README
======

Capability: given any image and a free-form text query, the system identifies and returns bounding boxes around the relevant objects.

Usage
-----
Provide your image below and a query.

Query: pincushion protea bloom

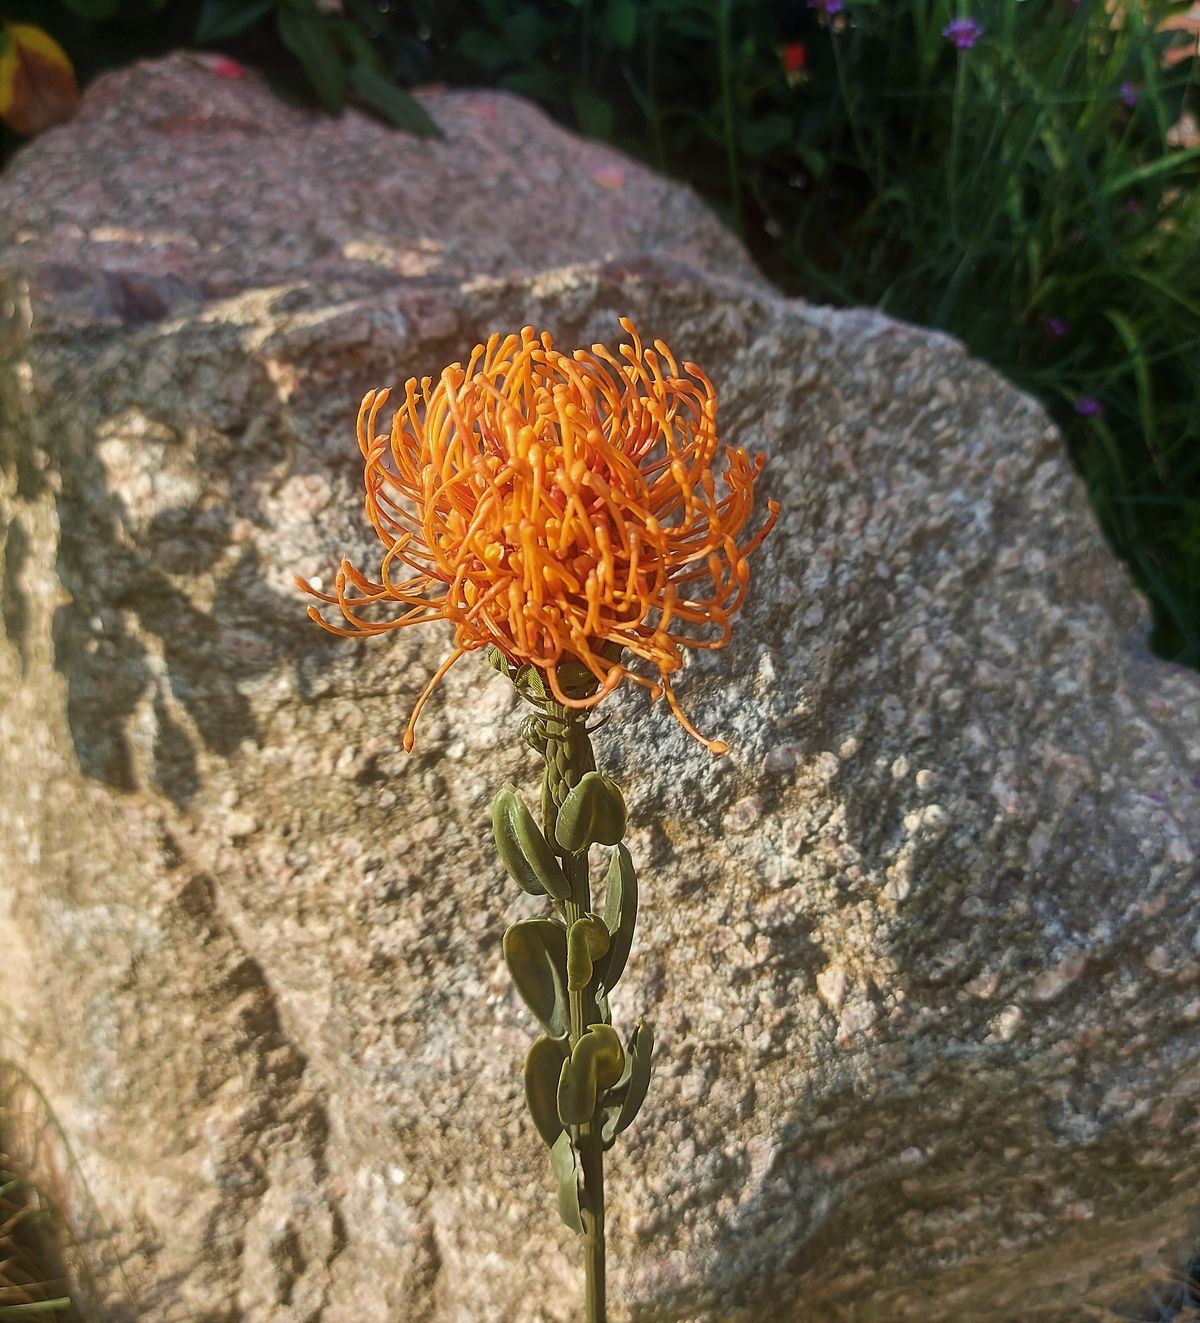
[300,319,778,753]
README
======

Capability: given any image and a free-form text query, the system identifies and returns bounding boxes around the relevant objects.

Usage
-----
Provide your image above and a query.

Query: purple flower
[943,17,983,49]
[1120,82,1138,109]
[1122,196,1143,215]
[1075,396,1104,417]
[1044,316,1068,339]
[809,0,845,12]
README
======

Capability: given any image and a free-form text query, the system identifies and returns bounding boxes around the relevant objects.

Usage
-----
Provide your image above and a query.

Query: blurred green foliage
[5,0,1199,663]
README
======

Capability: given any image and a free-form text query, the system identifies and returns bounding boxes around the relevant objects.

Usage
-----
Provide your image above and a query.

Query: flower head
[1075,396,1104,417]
[1043,316,1068,339]
[942,17,983,49]
[808,0,844,15]
[781,42,807,76]
[1120,81,1138,109]
[301,320,779,754]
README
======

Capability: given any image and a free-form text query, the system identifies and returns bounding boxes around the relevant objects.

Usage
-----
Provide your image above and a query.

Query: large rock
[2,54,1199,1323]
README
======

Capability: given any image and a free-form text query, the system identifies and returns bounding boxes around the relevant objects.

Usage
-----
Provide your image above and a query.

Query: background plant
[422,0,1200,664]
[9,0,1197,661]
[0,1168,75,1321]
[0,1067,79,1322]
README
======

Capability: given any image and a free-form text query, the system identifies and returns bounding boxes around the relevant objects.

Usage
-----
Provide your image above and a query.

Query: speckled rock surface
[3,54,1200,1323]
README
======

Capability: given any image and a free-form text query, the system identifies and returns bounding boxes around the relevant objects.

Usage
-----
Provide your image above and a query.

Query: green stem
[540,700,606,1323]
[948,49,966,245]
[831,25,877,199]
[645,9,666,171]
[715,0,742,235]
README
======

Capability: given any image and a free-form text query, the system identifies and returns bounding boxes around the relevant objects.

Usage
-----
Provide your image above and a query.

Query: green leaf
[349,63,440,138]
[344,0,384,36]
[600,1019,653,1148]
[1101,146,1200,197]
[550,1131,585,1235]
[795,142,826,180]
[60,0,120,17]
[506,8,546,55]
[594,844,637,993]
[500,70,554,99]
[195,0,275,43]
[503,918,570,1040]
[492,783,571,900]
[557,1024,625,1125]
[278,3,347,111]
[572,86,614,140]
[555,771,626,853]
[524,1035,568,1149]
[1103,308,1161,481]
[607,0,637,50]
[457,28,510,72]
[567,914,610,991]
[334,18,383,73]
[738,113,793,159]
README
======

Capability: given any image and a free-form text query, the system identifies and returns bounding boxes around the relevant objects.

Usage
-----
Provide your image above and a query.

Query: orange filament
[300,318,779,752]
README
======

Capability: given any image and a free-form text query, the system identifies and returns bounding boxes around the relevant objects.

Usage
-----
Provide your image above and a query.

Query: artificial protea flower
[301,319,778,752]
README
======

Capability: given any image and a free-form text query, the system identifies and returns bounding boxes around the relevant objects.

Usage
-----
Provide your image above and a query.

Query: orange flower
[300,320,778,753]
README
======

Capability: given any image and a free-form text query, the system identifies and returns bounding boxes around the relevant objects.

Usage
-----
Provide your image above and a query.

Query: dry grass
[0,1163,76,1321]
[0,1063,79,1323]
[0,1061,137,1323]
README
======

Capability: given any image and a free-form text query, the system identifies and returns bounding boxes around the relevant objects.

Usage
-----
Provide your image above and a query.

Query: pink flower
[943,17,983,49]
[211,57,246,80]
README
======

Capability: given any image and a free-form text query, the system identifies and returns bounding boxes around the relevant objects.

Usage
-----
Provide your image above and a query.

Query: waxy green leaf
[557,1024,625,1125]
[594,844,637,993]
[524,1035,568,1149]
[555,771,627,853]
[567,914,610,991]
[600,1019,653,1148]
[492,783,570,900]
[550,1131,585,1235]
[503,918,570,1040]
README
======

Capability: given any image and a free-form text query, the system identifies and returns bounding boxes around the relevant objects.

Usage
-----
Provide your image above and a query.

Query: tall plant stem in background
[831,27,878,199]
[716,0,742,233]
[644,9,667,171]
[948,49,966,243]
[538,701,606,1323]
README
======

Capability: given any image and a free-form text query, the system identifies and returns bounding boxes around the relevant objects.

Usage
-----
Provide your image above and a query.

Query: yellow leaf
[0,24,78,137]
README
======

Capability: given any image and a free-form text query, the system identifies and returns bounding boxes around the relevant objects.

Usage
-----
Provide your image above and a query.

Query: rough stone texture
[2,54,1200,1323]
